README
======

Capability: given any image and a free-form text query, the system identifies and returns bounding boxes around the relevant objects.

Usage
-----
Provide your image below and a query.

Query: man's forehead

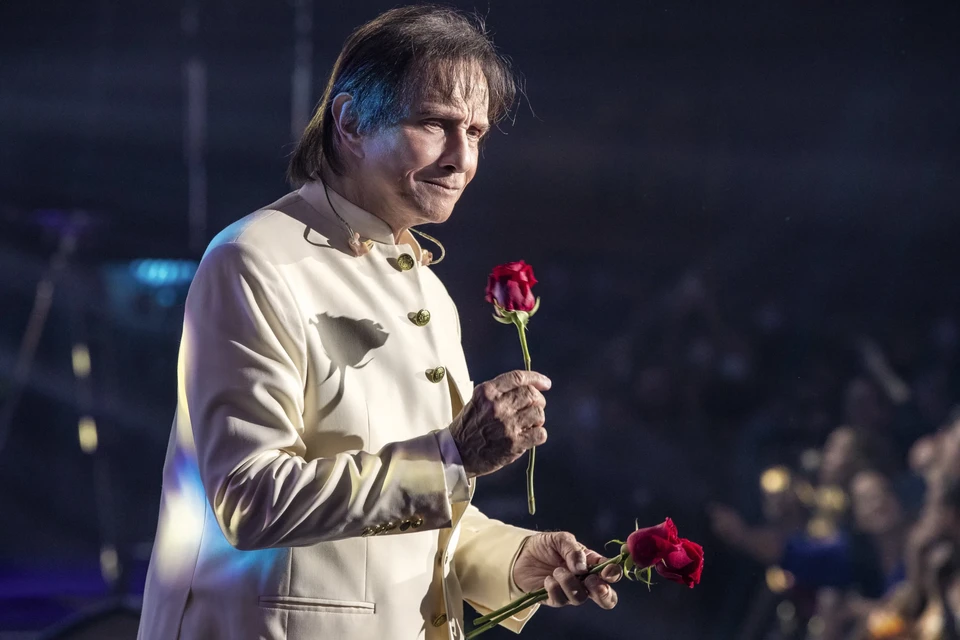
[409,62,490,116]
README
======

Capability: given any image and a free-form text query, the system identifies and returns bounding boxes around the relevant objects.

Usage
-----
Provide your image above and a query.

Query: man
[139,7,620,639]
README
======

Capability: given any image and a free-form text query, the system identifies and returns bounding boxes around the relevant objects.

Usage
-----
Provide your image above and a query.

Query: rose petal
[626,519,681,568]
[655,539,704,588]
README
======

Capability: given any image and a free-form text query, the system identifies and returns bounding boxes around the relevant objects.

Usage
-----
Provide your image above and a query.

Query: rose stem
[466,593,550,639]
[514,319,535,515]
[472,552,629,628]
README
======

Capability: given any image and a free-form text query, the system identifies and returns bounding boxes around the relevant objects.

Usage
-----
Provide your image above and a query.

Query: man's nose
[438,130,474,174]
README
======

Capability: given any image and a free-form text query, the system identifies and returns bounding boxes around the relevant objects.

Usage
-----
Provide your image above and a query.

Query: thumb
[554,532,587,574]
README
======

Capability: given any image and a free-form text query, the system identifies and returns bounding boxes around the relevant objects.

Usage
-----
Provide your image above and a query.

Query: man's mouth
[422,180,460,192]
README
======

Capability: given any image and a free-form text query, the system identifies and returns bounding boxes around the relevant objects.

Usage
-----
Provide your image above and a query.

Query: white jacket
[138,182,538,639]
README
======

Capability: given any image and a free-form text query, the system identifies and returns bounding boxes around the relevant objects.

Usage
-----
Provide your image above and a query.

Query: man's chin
[418,208,454,225]
[414,201,456,225]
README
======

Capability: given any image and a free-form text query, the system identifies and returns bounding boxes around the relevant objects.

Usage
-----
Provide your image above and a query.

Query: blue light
[129,259,199,287]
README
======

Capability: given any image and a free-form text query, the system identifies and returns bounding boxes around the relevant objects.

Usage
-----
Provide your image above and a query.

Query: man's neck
[319,168,407,243]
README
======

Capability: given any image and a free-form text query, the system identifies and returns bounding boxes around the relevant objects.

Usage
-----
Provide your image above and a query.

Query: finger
[497,386,546,413]
[584,549,608,567]
[487,370,552,396]
[601,564,623,583]
[518,426,547,449]
[543,574,567,608]
[514,404,546,431]
[553,567,589,606]
[554,533,588,574]
[584,549,622,583]
[585,575,618,610]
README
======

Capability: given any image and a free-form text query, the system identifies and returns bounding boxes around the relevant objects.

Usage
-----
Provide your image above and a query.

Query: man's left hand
[513,532,622,610]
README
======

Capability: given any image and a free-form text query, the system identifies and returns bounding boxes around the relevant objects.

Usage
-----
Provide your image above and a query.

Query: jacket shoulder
[203,192,334,260]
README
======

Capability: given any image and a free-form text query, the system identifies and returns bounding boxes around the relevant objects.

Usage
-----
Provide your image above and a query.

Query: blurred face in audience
[851,470,903,535]
[909,433,941,479]
[820,426,856,486]
[940,419,960,475]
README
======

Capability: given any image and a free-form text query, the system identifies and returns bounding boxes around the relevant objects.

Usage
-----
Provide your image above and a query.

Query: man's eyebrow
[415,105,490,128]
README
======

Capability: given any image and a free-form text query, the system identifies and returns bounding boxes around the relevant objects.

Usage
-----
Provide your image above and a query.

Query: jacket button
[381,521,397,533]
[432,613,448,627]
[396,254,415,271]
[361,526,376,537]
[399,520,412,532]
[411,515,424,529]
[410,309,431,326]
[426,367,446,383]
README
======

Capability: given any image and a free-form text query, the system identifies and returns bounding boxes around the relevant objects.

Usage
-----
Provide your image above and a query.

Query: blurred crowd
[467,254,960,639]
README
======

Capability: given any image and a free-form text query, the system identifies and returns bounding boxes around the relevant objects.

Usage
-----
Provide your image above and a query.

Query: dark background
[0,1,958,638]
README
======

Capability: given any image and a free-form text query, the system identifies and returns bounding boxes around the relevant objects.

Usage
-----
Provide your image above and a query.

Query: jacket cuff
[434,428,471,503]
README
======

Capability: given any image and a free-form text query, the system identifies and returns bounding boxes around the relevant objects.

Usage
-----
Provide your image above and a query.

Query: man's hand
[449,370,550,478]
[512,532,621,610]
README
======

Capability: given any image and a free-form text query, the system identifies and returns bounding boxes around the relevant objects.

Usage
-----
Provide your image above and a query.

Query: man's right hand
[449,370,551,478]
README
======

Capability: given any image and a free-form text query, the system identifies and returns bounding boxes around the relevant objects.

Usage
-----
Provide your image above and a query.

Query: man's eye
[423,120,443,130]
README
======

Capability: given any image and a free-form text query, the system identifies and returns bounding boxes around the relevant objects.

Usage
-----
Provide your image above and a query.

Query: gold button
[409,309,431,326]
[426,367,446,383]
[399,520,412,532]
[381,521,397,533]
[411,515,424,529]
[397,254,415,271]
[361,526,376,537]
[432,613,447,627]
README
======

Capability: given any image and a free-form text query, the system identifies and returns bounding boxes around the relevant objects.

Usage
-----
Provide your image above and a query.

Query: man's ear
[330,92,364,160]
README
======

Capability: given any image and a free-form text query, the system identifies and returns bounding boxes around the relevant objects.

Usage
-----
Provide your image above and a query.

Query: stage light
[72,343,91,378]
[100,544,120,583]
[78,416,98,453]
[765,566,795,593]
[776,600,796,622]
[760,466,790,494]
[807,516,838,539]
[807,615,825,637]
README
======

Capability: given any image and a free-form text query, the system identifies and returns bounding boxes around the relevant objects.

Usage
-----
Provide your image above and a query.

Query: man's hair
[287,5,517,185]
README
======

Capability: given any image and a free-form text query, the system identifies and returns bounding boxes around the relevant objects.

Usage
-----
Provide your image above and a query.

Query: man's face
[353,68,491,230]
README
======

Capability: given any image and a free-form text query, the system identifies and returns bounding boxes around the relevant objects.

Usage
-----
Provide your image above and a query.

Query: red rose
[626,518,680,569]
[655,538,704,588]
[485,261,538,312]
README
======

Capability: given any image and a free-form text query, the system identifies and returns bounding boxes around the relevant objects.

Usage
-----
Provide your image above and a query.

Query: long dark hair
[287,5,517,185]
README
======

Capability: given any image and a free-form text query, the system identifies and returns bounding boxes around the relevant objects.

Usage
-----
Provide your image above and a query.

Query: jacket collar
[298,180,425,260]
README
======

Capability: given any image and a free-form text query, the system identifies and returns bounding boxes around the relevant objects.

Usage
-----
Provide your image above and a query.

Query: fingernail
[576,560,587,573]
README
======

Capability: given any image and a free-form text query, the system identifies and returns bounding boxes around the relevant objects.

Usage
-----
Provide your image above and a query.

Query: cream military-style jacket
[138,181,539,640]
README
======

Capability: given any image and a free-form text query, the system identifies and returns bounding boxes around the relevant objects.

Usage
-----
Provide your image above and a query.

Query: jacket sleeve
[183,241,452,550]
[454,505,540,633]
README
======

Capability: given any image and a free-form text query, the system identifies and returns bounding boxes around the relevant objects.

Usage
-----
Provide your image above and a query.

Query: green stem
[466,594,549,639]
[472,589,545,627]
[515,320,536,515]
[515,319,532,372]
[471,551,629,628]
